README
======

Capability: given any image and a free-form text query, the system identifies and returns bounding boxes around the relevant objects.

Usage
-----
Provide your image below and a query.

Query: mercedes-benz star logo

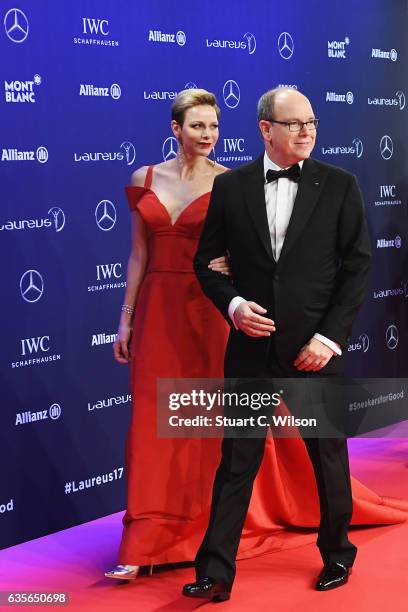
[95,200,117,231]
[162,136,178,161]
[359,333,370,353]
[352,138,364,158]
[20,269,44,303]
[243,32,256,55]
[48,207,66,232]
[380,135,393,160]
[278,32,294,60]
[223,80,240,109]
[386,324,398,350]
[4,8,29,43]
[120,141,136,166]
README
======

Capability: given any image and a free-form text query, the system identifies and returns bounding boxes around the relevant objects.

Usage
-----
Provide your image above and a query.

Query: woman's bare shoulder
[130,166,149,187]
[214,163,230,177]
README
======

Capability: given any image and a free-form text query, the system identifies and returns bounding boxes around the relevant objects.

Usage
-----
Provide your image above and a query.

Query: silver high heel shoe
[104,564,153,580]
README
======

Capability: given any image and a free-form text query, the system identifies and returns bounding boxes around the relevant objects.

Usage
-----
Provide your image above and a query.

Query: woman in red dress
[105,89,407,580]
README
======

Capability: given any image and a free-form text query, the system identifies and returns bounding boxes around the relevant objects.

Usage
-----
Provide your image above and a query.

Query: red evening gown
[119,166,407,566]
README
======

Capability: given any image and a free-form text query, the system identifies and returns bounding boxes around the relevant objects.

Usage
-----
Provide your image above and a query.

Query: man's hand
[294,337,334,371]
[234,301,276,337]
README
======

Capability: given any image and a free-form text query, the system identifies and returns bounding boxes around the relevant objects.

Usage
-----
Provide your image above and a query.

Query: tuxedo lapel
[278,158,327,264]
[239,156,274,261]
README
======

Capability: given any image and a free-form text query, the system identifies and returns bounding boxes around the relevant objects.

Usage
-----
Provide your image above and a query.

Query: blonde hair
[171,88,220,125]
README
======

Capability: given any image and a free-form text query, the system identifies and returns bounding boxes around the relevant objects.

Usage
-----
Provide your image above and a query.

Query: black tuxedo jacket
[194,155,372,376]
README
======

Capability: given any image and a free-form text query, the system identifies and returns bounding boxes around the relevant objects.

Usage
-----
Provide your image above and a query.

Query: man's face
[260,91,317,167]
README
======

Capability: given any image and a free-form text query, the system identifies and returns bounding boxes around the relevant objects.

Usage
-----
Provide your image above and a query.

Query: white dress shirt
[227,152,341,356]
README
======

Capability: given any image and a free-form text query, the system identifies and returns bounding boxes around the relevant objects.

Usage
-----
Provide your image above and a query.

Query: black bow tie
[266,164,301,183]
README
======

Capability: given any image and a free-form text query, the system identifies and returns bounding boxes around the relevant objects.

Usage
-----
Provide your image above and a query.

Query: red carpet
[1,437,407,611]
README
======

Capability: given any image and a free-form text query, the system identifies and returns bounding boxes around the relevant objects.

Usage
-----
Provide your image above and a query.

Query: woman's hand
[113,323,132,364]
[208,254,231,276]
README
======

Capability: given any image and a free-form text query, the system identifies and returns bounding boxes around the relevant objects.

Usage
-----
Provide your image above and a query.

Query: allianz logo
[91,332,117,346]
[88,393,131,411]
[1,146,48,163]
[367,91,405,110]
[372,48,397,61]
[347,333,369,353]
[0,207,65,232]
[326,91,353,104]
[377,236,402,249]
[0,499,14,514]
[327,37,350,58]
[321,138,363,158]
[148,30,186,46]
[206,32,256,54]
[4,74,41,103]
[373,281,408,299]
[74,141,135,165]
[15,403,62,426]
[79,83,121,99]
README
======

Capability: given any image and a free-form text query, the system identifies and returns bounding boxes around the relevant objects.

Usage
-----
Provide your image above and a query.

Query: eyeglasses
[268,119,319,132]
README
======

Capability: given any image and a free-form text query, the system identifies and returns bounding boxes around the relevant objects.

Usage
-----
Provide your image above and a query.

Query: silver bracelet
[121,304,134,315]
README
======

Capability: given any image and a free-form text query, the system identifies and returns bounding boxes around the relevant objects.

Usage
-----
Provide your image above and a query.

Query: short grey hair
[257,87,296,121]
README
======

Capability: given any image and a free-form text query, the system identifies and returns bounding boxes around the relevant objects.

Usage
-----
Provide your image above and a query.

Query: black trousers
[195,349,357,586]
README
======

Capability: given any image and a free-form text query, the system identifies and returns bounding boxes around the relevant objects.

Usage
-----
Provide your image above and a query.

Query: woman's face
[173,104,219,158]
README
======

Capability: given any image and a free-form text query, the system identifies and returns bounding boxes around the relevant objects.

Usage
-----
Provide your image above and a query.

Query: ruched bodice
[125,186,210,274]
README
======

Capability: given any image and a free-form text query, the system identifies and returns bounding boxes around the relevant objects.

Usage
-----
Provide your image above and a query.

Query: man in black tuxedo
[182,88,372,601]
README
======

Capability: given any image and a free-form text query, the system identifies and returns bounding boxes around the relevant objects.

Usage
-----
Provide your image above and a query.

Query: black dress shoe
[315,562,350,591]
[182,576,231,601]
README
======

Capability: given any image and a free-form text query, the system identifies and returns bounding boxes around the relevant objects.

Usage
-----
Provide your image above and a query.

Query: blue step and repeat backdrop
[1,0,407,548]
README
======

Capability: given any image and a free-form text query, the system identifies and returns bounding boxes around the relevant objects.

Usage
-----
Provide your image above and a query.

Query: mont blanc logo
[368,90,405,110]
[74,141,135,165]
[0,207,65,233]
[380,135,393,160]
[95,200,116,231]
[20,270,44,303]
[326,90,354,104]
[1,145,48,163]
[4,8,29,43]
[78,83,121,99]
[4,74,41,103]
[376,235,402,249]
[386,324,398,350]
[371,47,398,61]
[321,137,363,158]
[74,17,119,47]
[348,333,370,353]
[327,37,350,58]
[148,29,186,46]
[205,31,256,55]
[162,136,178,161]
[217,137,253,164]
[15,403,62,426]
[223,80,240,109]
[278,32,294,60]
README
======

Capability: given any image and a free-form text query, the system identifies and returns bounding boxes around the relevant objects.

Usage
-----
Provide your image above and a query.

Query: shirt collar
[263,151,304,180]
